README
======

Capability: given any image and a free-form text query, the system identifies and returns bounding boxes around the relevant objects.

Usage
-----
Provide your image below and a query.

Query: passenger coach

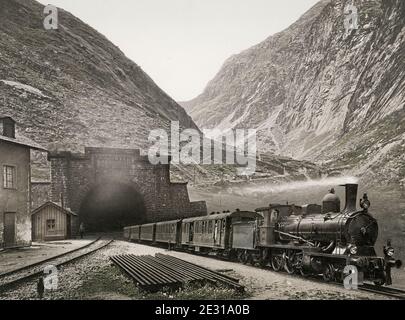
[124,225,141,242]
[155,220,182,245]
[181,211,260,253]
[140,223,155,242]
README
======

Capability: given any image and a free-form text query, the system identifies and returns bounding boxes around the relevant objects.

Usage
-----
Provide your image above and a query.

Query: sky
[38,0,320,101]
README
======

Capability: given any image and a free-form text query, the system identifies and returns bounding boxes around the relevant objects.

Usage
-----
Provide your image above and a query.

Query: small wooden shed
[31,202,77,241]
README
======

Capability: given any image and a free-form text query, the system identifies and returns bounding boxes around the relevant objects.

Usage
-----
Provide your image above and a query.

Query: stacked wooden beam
[110,254,244,293]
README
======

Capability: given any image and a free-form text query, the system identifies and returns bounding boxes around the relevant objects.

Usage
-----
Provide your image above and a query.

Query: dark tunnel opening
[79,183,147,232]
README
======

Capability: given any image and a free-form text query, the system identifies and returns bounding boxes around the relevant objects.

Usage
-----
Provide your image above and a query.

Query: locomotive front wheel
[284,252,296,275]
[271,255,284,272]
[323,264,336,282]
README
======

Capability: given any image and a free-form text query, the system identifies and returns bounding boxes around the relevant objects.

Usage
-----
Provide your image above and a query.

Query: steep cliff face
[0,0,198,153]
[184,0,405,185]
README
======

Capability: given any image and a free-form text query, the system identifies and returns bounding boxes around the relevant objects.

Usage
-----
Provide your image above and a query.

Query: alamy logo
[343,265,363,290]
[43,265,58,290]
[344,4,359,33]
[148,122,257,176]
[43,5,58,30]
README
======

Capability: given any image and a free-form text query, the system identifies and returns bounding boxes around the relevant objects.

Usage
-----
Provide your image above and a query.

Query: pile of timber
[110,253,244,293]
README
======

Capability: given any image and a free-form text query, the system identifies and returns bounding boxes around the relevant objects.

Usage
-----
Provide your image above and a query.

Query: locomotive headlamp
[349,245,358,255]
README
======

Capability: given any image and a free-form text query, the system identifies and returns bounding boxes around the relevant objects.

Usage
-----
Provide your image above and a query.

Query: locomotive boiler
[275,184,379,255]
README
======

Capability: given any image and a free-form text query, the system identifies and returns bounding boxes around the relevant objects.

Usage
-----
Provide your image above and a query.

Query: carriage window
[208,221,212,233]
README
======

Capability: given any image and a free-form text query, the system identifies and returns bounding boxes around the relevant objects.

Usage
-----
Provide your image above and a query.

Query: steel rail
[358,283,405,300]
[111,253,244,293]
[0,239,113,293]
[0,237,101,279]
[155,254,244,291]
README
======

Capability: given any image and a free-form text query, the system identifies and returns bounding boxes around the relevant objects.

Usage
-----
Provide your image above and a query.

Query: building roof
[31,201,78,217]
[0,131,47,151]
[0,116,46,151]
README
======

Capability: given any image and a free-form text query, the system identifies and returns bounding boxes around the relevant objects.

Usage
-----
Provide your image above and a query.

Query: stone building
[0,116,46,248]
[48,147,207,232]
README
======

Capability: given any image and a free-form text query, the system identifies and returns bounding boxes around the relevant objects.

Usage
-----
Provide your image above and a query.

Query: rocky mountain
[183,0,405,186]
[0,0,197,154]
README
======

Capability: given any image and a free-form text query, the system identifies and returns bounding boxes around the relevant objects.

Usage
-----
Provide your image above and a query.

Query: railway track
[358,283,405,300]
[0,238,113,293]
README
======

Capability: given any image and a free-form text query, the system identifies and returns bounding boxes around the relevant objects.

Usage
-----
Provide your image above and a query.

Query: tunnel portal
[79,182,146,232]
[48,147,207,234]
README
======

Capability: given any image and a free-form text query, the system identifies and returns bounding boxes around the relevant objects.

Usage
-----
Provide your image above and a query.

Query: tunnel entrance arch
[79,182,146,232]
[48,147,207,234]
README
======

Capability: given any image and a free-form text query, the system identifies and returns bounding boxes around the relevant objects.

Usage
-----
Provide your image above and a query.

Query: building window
[47,219,56,231]
[3,166,16,189]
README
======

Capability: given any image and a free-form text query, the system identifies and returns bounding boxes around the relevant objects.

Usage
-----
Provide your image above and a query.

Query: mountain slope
[183,0,405,185]
[0,0,197,153]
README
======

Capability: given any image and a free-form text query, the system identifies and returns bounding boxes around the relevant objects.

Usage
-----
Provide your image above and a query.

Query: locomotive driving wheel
[323,264,336,282]
[284,250,296,274]
[271,254,284,272]
[284,250,304,275]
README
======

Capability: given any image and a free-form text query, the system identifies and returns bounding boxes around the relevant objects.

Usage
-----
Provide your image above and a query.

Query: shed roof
[31,201,78,216]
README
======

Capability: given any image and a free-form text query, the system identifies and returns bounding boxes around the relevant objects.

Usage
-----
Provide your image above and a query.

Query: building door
[66,215,71,238]
[214,220,220,246]
[188,223,194,243]
[4,213,16,248]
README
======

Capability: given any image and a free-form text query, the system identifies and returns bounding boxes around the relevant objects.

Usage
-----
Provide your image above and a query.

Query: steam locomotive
[124,184,402,286]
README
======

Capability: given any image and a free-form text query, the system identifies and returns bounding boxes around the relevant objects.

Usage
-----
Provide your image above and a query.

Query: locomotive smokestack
[342,184,358,212]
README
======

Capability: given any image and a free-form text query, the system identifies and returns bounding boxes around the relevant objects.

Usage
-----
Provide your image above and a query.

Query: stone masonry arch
[48,147,207,232]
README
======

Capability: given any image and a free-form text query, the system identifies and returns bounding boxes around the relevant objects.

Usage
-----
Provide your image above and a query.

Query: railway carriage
[181,211,260,253]
[140,223,155,242]
[123,226,131,240]
[155,220,182,245]
[127,225,141,242]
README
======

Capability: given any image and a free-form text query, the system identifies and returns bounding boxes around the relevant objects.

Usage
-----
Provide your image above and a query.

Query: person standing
[37,277,45,299]
[79,222,85,239]
[383,240,394,286]
[360,193,371,212]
